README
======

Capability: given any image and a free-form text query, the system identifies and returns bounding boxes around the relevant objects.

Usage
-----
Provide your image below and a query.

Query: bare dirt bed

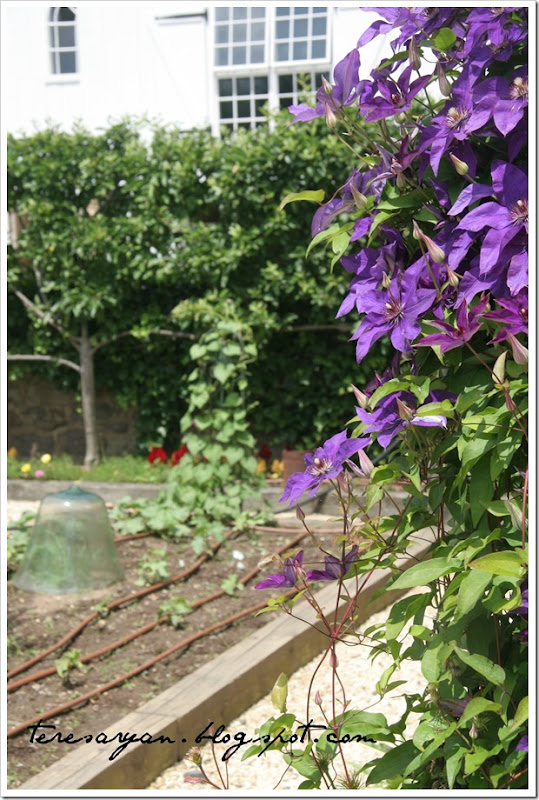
[6,520,338,789]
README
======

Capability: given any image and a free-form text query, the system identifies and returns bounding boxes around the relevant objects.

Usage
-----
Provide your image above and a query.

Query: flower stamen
[446,106,469,130]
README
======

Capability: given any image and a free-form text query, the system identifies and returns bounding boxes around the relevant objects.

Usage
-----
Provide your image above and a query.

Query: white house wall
[5,3,387,135]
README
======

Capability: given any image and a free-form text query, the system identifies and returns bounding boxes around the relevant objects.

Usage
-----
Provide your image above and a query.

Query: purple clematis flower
[280,431,370,506]
[417,295,489,352]
[254,551,305,590]
[359,64,431,123]
[306,546,359,582]
[516,735,528,752]
[456,160,528,278]
[484,293,528,343]
[350,268,437,364]
[289,49,362,125]
[356,391,449,448]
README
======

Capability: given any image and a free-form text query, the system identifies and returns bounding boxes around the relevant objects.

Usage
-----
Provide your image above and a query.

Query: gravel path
[149,590,427,792]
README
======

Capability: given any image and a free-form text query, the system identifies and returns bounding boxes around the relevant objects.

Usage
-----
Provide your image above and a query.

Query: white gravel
[149,590,428,792]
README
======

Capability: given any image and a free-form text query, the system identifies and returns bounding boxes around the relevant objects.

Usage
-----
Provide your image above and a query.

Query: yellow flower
[255,457,267,474]
[7,447,18,459]
[20,463,31,474]
[271,459,284,478]
[40,453,52,464]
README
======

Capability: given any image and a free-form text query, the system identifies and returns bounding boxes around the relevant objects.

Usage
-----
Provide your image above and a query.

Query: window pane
[294,18,308,36]
[215,25,229,44]
[233,23,247,42]
[219,78,233,96]
[254,76,268,93]
[220,101,233,119]
[236,77,250,95]
[58,7,75,22]
[232,46,246,64]
[255,98,266,115]
[294,7,308,15]
[233,7,247,20]
[238,122,250,130]
[312,40,326,59]
[312,17,326,35]
[280,96,293,110]
[237,99,251,118]
[276,20,289,39]
[59,50,76,73]
[252,7,265,18]
[216,48,229,66]
[276,42,289,61]
[251,45,265,63]
[313,7,327,13]
[293,41,307,60]
[276,7,289,16]
[251,21,265,40]
[215,7,229,21]
[58,25,75,47]
[279,74,293,93]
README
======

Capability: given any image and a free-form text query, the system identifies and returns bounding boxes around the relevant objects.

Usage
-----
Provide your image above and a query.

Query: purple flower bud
[507,333,528,365]
[358,449,375,477]
[351,384,369,408]
[408,35,421,70]
[314,690,322,705]
[436,61,452,97]
[296,504,305,521]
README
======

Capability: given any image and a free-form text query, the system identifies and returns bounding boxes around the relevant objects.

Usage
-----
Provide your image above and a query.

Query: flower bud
[358,449,374,477]
[396,397,414,420]
[314,690,323,706]
[396,172,406,189]
[351,384,369,408]
[508,332,528,365]
[492,350,507,385]
[296,504,305,521]
[423,234,446,263]
[325,103,338,129]
[408,35,421,70]
[186,747,203,766]
[329,649,339,669]
[396,112,407,124]
[449,153,469,175]
[412,219,422,240]
[382,271,392,289]
[445,263,460,287]
[321,75,333,95]
[271,672,288,714]
[436,61,452,97]
[350,183,369,210]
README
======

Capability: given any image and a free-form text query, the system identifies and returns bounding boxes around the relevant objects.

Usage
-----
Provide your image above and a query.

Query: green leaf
[378,189,431,211]
[366,741,420,786]
[456,570,491,619]
[458,698,501,725]
[421,640,453,682]
[469,551,526,578]
[469,456,494,525]
[452,646,506,686]
[391,557,460,590]
[279,189,325,210]
[512,696,528,730]
[432,27,457,51]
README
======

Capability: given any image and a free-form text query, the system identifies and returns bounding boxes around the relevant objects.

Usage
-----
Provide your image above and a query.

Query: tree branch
[7,354,81,373]
[12,289,79,348]
[93,328,196,353]
[283,324,352,334]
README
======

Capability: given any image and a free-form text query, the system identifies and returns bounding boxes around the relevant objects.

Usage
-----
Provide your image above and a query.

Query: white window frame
[211,6,332,134]
[48,7,78,76]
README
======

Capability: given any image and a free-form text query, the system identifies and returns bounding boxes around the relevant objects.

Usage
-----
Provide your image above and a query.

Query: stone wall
[7,374,136,461]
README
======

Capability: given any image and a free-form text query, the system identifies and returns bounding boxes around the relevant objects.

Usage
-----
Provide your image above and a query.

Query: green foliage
[8,114,386,455]
[135,548,169,586]
[6,454,170,483]
[157,597,192,627]
[6,511,35,578]
[54,649,85,685]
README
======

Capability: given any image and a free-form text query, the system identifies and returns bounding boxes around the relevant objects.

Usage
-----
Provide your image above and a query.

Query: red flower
[147,446,168,464]
[171,445,188,466]
[258,443,272,460]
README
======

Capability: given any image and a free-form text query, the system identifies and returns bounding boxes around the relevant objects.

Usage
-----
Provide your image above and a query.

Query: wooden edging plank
[17,530,435,791]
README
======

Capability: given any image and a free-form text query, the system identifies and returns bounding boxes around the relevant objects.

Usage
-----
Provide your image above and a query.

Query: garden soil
[6,504,340,789]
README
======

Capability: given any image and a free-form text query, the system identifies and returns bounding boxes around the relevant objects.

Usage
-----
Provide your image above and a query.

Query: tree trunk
[79,322,100,468]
